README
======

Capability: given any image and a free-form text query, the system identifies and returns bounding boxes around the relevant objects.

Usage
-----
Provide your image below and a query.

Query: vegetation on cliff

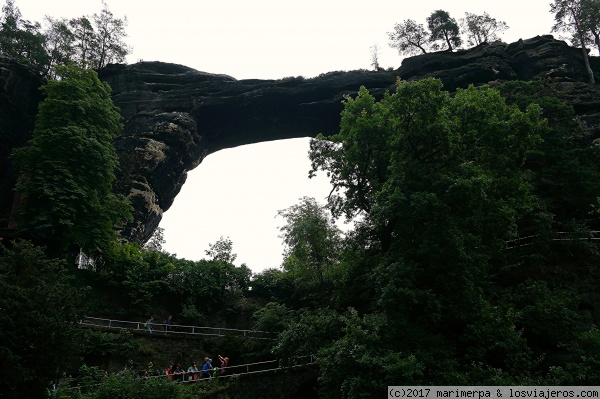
[551,0,600,83]
[2,75,600,398]
[0,0,130,77]
[267,78,600,395]
[11,64,131,259]
[0,2,599,397]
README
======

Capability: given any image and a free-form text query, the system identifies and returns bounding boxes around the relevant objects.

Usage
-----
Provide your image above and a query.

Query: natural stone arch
[96,35,600,244]
[2,35,598,244]
[99,64,398,243]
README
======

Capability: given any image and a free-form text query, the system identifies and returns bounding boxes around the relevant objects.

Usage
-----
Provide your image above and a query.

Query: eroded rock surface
[1,35,599,243]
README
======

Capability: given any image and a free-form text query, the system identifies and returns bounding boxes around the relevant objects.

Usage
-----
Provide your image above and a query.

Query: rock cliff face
[1,35,599,243]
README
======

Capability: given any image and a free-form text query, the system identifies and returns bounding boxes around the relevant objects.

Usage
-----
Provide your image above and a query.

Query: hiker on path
[187,362,198,381]
[145,317,154,333]
[218,355,229,376]
[173,364,185,382]
[201,357,213,379]
[164,315,173,333]
[165,364,174,381]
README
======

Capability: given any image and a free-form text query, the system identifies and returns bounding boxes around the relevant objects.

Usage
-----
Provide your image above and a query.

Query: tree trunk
[578,30,596,84]
[444,31,453,51]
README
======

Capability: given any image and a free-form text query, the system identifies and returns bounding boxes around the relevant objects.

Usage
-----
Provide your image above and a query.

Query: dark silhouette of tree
[205,236,237,264]
[91,0,130,69]
[370,44,380,70]
[143,226,166,252]
[387,19,430,55]
[42,16,74,79]
[427,9,461,51]
[461,11,509,46]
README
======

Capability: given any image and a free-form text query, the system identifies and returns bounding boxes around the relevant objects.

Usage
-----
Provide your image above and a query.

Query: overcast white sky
[16,0,556,273]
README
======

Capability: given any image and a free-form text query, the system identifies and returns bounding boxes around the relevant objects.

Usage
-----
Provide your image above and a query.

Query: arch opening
[158,137,343,274]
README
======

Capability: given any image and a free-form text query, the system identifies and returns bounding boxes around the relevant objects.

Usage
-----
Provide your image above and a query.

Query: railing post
[109,320,112,329]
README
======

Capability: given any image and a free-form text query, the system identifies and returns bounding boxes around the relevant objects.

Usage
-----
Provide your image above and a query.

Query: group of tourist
[145,315,172,334]
[161,355,229,382]
[141,315,231,382]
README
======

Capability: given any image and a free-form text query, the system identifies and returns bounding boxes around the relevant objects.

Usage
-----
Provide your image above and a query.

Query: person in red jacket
[218,355,229,376]
[165,364,174,381]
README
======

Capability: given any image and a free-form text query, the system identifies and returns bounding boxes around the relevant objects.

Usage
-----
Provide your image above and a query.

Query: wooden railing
[80,316,275,340]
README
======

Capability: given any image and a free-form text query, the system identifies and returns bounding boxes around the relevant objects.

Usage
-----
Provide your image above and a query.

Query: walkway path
[80,316,275,340]
[62,356,317,391]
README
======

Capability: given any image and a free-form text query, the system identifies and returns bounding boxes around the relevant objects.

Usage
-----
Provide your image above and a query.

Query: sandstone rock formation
[1,35,599,243]
[0,57,43,234]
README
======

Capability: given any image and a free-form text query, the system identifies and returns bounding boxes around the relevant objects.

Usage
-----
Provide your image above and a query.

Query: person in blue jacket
[201,357,213,379]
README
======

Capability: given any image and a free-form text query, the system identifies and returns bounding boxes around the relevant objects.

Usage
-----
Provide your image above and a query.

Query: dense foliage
[0,237,257,397]
[0,0,47,71]
[1,1,597,398]
[0,240,87,398]
[255,79,600,396]
[278,197,342,291]
[11,65,131,259]
[427,10,462,51]
[3,78,598,399]
[0,0,130,77]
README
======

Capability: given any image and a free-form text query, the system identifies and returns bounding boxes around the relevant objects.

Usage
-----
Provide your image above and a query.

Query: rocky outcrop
[0,57,44,231]
[1,35,599,243]
[95,66,399,241]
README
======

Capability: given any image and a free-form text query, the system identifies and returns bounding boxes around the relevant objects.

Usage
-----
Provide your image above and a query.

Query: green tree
[567,0,600,56]
[0,0,48,73]
[427,9,461,51]
[314,310,424,398]
[551,0,596,83]
[387,19,430,56]
[43,16,75,79]
[65,2,129,70]
[582,0,600,55]
[249,268,295,305]
[143,226,166,253]
[0,1,131,76]
[0,240,87,398]
[205,236,237,264]
[166,256,250,316]
[68,16,95,67]
[273,307,345,366]
[460,11,509,46]
[277,197,342,287]
[302,79,600,393]
[497,80,600,231]
[75,370,178,399]
[102,242,165,314]
[310,79,543,254]
[90,0,130,69]
[11,65,131,259]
